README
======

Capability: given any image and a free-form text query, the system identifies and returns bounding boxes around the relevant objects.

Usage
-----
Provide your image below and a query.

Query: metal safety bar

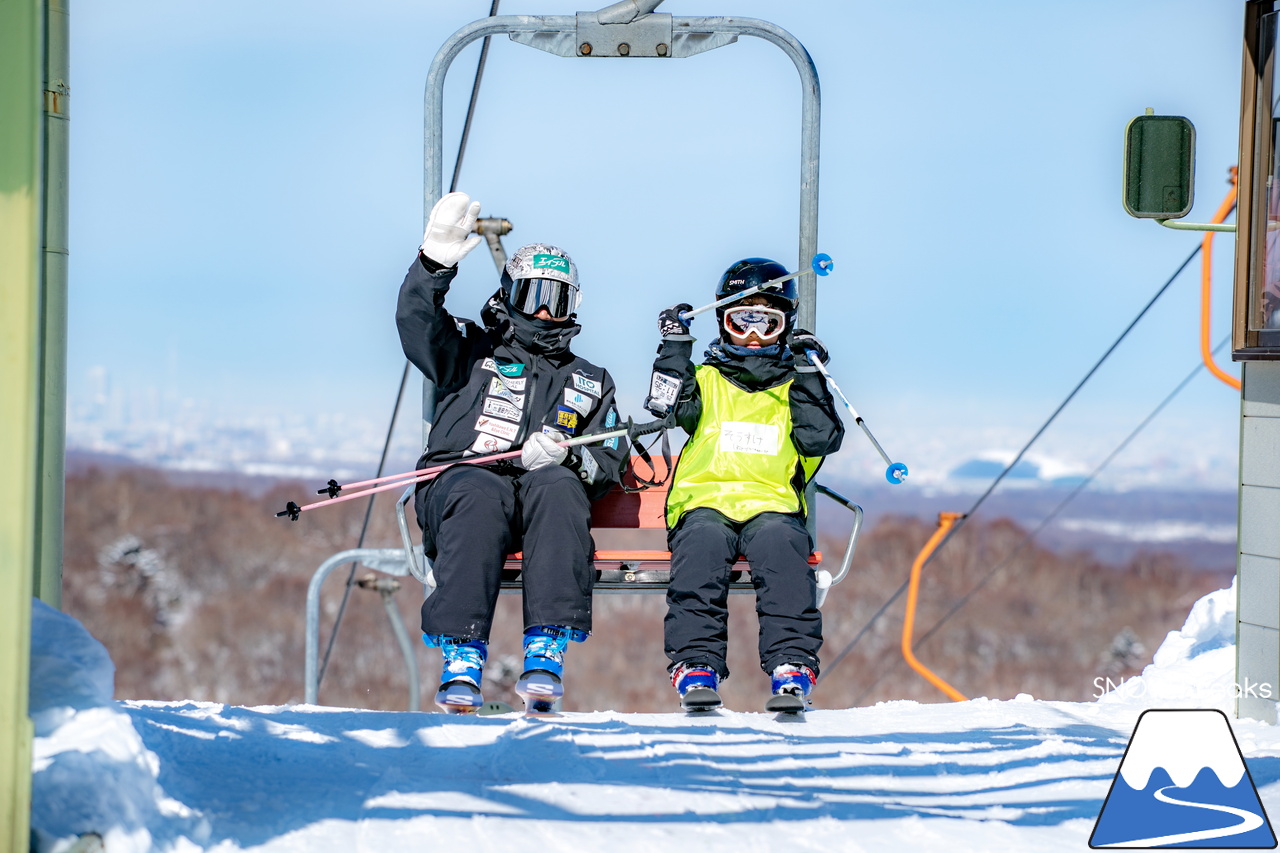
[394,477,862,604]
[304,546,424,707]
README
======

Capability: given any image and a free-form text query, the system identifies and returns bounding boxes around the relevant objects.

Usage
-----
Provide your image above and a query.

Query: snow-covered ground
[30,580,1280,852]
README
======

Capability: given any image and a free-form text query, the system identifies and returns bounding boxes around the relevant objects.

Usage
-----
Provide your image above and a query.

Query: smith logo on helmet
[729,279,746,286]
[533,254,570,273]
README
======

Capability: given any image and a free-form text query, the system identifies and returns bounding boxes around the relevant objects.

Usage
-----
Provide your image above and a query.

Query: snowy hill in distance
[30,580,1280,853]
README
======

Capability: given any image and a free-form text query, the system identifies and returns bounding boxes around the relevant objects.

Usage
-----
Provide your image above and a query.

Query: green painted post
[36,0,69,609]
[0,0,43,848]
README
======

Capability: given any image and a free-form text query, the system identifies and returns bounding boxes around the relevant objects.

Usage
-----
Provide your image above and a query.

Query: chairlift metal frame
[304,1,861,710]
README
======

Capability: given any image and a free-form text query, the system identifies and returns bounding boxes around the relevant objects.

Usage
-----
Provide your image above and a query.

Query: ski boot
[766,663,815,715]
[672,662,723,713]
[516,625,586,714]
[427,634,487,714]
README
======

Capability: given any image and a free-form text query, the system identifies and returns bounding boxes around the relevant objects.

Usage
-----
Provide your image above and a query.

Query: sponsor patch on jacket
[487,377,525,407]
[562,389,593,416]
[718,421,780,456]
[482,398,522,421]
[475,415,520,442]
[555,406,579,431]
[572,373,601,398]
[604,407,619,449]
[469,434,511,455]
[482,358,525,378]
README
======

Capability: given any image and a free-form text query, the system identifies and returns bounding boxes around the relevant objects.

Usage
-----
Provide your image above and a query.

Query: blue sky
[69,1,1246,486]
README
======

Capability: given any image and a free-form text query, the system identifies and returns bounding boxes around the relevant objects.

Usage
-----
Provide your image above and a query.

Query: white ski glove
[520,432,568,471]
[420,192,483,267]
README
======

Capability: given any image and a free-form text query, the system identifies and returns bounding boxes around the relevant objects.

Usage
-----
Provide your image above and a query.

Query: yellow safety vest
[666,365,821,528]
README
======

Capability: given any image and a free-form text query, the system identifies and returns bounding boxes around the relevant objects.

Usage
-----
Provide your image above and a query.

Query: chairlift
[304,0,864,709]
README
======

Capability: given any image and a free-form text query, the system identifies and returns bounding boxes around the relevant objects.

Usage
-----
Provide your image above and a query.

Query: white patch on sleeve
[578,448,600,482]
[649,372,681,409]
[718,421,781,456]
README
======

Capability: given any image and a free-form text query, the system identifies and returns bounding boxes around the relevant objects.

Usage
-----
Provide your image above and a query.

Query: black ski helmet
[715,257,797,331]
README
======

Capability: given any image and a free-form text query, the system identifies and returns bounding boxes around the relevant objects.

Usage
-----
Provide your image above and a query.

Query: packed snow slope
[31,581,1280,853]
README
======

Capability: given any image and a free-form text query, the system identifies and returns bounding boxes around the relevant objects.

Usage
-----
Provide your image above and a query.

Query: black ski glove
[789,330,828,373]
[658,304,694,340]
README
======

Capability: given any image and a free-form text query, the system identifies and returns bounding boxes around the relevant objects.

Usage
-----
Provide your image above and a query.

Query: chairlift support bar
[421,8,822,440]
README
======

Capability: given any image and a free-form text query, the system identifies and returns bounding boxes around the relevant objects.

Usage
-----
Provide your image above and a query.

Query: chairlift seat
[396,456,861,602]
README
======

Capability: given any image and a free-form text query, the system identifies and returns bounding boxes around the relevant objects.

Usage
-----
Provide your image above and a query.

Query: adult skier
[645,257,844,713]
[396,192,626,713]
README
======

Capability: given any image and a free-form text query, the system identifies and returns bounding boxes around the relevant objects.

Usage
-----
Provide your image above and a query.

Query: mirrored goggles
[510,277,579,320]
[723,306,786,344]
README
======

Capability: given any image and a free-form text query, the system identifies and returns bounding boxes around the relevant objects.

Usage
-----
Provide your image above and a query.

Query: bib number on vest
[718,421,780,456]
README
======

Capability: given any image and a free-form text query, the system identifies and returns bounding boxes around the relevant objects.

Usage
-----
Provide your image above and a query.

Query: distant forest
[62,461,1232,713]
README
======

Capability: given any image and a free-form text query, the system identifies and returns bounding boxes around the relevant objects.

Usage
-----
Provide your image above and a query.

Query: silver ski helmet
[504,243,581,320]
[715,257,796,328]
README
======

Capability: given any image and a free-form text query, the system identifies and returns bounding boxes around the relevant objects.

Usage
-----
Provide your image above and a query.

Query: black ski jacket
[396,254,627,500]
[651,337,845,458]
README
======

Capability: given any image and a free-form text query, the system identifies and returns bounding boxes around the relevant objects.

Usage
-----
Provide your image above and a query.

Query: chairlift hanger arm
[423,12,820,327]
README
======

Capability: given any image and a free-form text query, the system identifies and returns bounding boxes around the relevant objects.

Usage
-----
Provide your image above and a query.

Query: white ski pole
[680,253,833,322]
[805,349,909,485]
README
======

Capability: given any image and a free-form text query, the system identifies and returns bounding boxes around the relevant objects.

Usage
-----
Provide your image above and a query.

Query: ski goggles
[509,276,579,320]
[723,306,786,344]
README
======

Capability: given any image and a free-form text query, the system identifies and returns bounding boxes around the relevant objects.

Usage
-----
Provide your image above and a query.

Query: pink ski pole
[276,427,631,520]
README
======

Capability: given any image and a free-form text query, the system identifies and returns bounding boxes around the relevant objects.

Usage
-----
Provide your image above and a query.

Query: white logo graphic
[469,434,510,455]
[563,389,593,416]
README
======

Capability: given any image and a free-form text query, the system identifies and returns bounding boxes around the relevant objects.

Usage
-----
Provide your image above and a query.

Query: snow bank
[29,600,206,853]
[26,582,1277,853]
[1097,578,1241,711]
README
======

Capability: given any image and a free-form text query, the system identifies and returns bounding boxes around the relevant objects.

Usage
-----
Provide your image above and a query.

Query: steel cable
[824,241,1205,680]
[849,336,1231,704]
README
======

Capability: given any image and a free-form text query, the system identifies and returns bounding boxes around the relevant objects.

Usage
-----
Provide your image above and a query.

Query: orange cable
[1201,167,1240,391]
[901,512,968,702]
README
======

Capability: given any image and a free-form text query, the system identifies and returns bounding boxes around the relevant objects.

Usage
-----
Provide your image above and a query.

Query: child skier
[644,257,845,712]
[397,192,627,714]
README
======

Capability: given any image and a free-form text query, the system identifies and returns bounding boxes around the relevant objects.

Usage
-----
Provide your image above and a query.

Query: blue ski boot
[516,625,586,714]
[426,634,487,714]
[766,663,815,714]
[672,662,722,713]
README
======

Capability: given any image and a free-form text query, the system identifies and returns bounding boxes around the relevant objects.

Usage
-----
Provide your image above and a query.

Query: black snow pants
[416,463,594,640]
[664,507,822,680]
